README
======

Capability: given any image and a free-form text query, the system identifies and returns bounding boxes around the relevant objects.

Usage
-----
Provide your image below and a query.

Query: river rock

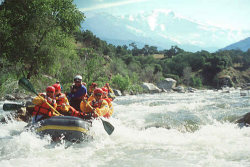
[157,78,176,91]
[218,75,234,88]
[141,83,161,93]
[186,87,196,93]
[236,112,250,126]
[113,89,122,96]
[173,86,185,93]
[4,94,16,100]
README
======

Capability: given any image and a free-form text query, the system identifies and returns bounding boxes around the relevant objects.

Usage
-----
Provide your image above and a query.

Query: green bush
[128,84,144,94]
[0,73,19,97]
[111,74,130,93]
[190,76,202,88]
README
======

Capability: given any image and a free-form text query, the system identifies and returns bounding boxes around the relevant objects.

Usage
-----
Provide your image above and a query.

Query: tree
[111,74,130,93]
[183,66,192,86]
[79,48,107,84]
[129,42,140,56]
[164,45,184,58]
[0,0,84,79]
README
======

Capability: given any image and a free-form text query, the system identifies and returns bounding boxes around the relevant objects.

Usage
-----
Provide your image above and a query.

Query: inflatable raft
[30,116,92,142]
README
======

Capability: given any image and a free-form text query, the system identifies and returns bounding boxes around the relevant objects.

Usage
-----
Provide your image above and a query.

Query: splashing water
[0,90,250,167]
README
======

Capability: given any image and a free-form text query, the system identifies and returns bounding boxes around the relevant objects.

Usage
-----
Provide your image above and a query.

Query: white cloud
[126,25,145,35]
[80,0,148,12]
[129,15,134,21]
[160,24,165,31]
[159,34,181,44]
[188,40,204,46]
[147,11,158,31]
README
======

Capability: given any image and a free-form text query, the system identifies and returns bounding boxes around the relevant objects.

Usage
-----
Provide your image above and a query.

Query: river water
[0,90,250,167]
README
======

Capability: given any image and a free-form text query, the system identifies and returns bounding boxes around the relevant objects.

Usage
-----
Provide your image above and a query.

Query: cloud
[160,24,165,31]
[159,34,181,44]
[126,25,145,35]
[147,12,158,31]
[129,15,134,21]
[79,0,148,12]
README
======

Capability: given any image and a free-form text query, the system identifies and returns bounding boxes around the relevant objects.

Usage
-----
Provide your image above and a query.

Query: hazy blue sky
[74,0,250,31]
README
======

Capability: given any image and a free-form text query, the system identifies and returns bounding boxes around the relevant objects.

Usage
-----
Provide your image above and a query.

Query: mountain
[221,37,250,52]
[82,10,250,52]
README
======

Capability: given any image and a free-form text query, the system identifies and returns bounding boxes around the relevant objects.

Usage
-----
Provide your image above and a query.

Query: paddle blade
[3,103,25,111]
[101,119,114,135]
[18,77,38,95]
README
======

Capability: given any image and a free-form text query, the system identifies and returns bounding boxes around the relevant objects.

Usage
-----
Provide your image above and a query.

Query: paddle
[2,103,67,111]
[18,77,61,116]
[85,100,114,135]
[3,103,27,111]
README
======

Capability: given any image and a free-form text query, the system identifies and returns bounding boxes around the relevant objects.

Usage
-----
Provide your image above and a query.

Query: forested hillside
[0,0,250,97]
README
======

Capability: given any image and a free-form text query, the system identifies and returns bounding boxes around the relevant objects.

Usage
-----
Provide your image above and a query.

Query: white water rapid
[0,90,250,167]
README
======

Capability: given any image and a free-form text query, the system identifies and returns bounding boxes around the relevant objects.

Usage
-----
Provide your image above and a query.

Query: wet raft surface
[30,116,92,142]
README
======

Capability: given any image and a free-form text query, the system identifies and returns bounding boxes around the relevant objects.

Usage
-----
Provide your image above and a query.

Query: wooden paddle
[85,100,114,135]
[18,77,61,116]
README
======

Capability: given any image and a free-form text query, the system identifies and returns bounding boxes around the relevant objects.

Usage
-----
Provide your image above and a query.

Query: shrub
[190,76,202,88]
[111,74,130,93]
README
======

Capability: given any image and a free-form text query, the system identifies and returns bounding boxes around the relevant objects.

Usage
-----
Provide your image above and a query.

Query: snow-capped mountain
[221,37,250,52]
[82,10,250,52]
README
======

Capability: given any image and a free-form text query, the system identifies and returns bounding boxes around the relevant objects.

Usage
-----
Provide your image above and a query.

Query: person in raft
[103,83,116,100]
[56,80,63,91]
[52,83,90,119]
[80,88,111,118]
[66,75,87,111]
[101,87,114,117]
[32,86,58,123]
[88,82,98,97]
[87,82,98,102]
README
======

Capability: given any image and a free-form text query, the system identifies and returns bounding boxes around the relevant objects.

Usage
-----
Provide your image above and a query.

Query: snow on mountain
[82,10,250,52]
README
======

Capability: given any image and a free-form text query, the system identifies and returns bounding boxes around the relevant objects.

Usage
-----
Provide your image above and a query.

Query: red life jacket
[33,94,56,117]
[103,98,112,105]
[68,106,80,117]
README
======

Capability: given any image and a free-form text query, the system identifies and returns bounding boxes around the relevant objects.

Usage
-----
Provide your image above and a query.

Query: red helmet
[93,88,103,96]
[101,87,108,93]
[52,83,61,91]
[46,86,55,93]
[91,82,97,87]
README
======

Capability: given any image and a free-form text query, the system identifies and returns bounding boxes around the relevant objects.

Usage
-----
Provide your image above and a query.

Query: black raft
[31,116,92,142]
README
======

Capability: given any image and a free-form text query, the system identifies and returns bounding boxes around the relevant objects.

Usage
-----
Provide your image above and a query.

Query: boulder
[173,86,185,93]
[4,94,16,100]
[236,112,250,127]
[186,87,196,93]
[218,75,234,88]
[157,78,177,91]
[141,83,161,94]
[113,89,122,96]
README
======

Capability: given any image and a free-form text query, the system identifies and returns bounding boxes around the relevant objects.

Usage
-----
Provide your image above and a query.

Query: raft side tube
[32,116,92,142]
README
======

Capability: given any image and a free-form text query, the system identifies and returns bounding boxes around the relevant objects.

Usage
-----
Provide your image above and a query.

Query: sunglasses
[95,93,102,96]
[47,91,54,93]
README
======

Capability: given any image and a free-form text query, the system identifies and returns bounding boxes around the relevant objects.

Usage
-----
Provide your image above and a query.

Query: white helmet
[74,75,82,81]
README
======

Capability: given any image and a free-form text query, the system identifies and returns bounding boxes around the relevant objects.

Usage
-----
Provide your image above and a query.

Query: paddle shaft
[3,103,65,111]
[37,94,61,116]
[85,99,101,117]
[18,77,62,116]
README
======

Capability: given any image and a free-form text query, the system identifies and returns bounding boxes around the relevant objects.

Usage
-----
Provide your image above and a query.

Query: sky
[74,0,250,31]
